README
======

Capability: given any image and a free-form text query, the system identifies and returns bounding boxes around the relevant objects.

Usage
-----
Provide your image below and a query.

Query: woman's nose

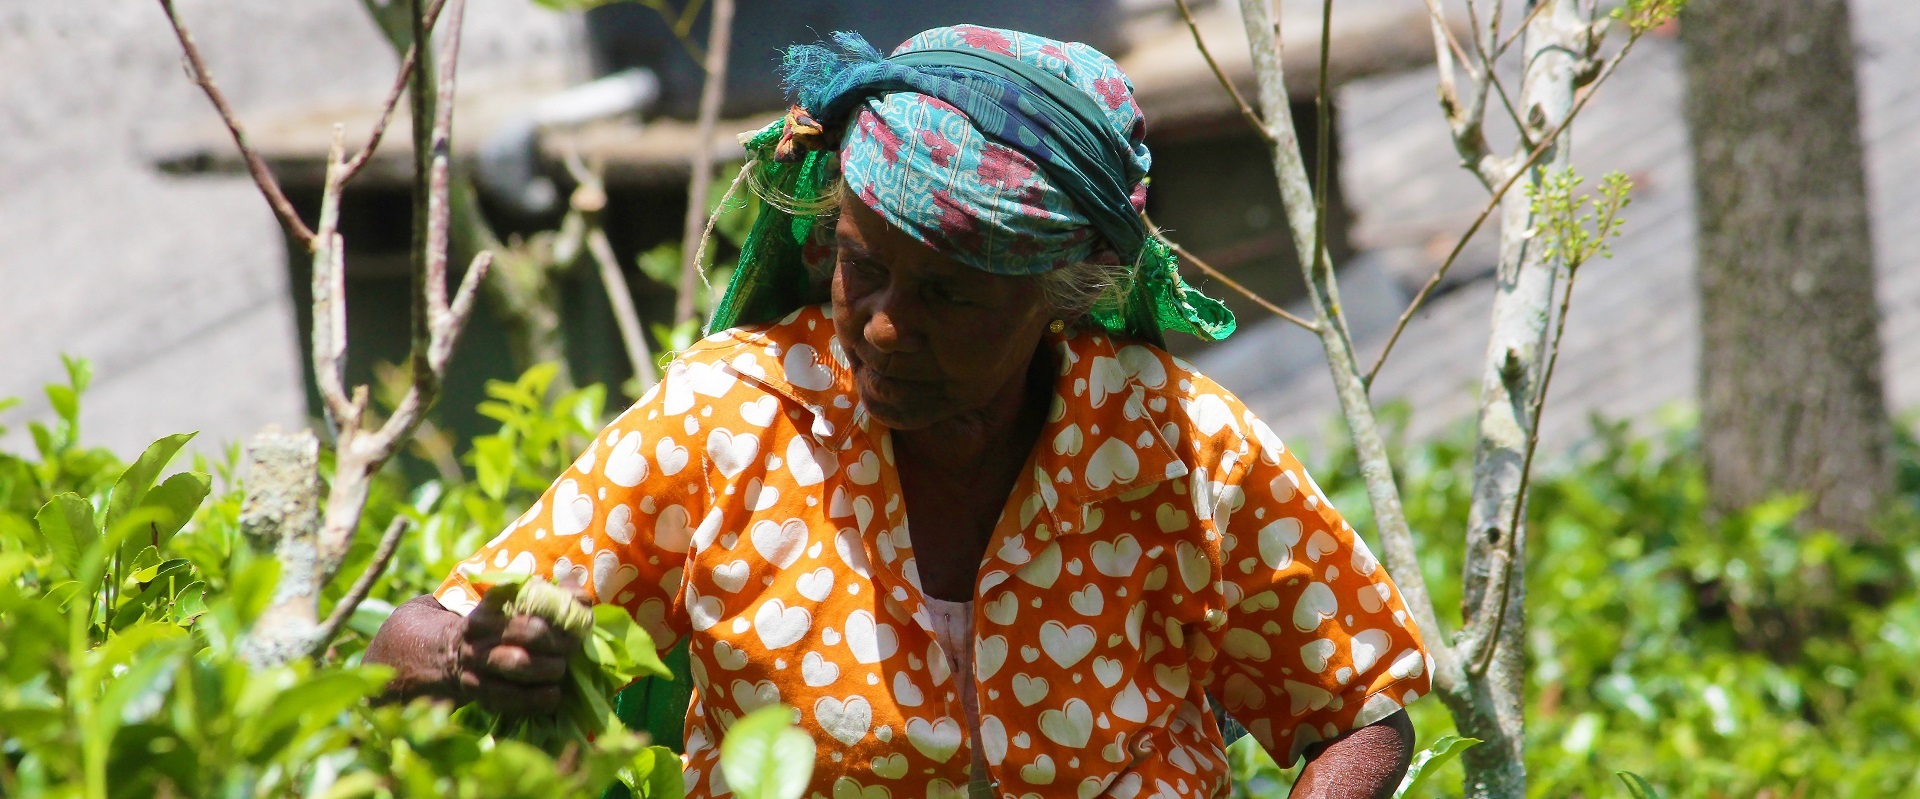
[864,291,922,354]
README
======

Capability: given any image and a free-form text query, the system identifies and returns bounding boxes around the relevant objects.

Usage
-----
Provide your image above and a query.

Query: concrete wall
[0,0,572,457]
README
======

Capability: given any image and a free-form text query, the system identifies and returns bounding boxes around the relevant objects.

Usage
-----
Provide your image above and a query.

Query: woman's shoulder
[1064,331,1266,443]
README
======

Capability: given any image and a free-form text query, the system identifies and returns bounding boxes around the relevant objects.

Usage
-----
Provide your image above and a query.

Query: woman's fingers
[501,612,582,656]
[481,643,570,684]
[458,669,565,716]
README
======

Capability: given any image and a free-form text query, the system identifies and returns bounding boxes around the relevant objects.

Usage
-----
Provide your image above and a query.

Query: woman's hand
[365,589,587,717]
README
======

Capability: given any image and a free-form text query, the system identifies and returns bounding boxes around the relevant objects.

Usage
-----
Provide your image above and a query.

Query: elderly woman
[368,25,1430,799]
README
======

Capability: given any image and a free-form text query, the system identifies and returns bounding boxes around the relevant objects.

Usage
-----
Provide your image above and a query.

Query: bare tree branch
[339,0,450,185]
[310,515,413,654]
[1496,0,1554,58]
[1232,0,1457,693]
[1147,216,1318,332]
[589,229,657,389]
[562,155,656,387]
[674,0,737,326]
[312,130,355,428]
[1365,35,1642,386]
[179,0,493,668]
[1173,0,1269,142]
[156,0,316,248]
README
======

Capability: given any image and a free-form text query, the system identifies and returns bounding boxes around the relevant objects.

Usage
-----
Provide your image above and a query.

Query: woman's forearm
[1287,709,1416,799]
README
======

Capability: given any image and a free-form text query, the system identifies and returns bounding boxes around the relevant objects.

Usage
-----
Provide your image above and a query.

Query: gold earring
[1048,319,1066,334]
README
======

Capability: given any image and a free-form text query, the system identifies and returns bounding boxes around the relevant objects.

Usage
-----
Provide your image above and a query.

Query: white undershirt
[922,596,994,797]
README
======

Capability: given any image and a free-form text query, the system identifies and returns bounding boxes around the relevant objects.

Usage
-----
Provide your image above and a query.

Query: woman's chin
[854,378,948,431]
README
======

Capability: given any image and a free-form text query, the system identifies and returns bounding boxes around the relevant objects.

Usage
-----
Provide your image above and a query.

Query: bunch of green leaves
[1614,0,1688,36]
[451,575,674,767]
[1529,168,1632,274]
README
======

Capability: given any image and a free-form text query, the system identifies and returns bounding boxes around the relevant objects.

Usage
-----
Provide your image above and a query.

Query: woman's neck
[893,339,1055,477]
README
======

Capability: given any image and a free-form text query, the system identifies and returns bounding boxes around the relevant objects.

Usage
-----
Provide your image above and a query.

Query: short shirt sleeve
[1207,414,1432,766]
[435,370,707,651]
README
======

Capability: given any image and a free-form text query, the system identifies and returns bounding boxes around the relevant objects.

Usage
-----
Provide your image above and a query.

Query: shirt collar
[706,306,1186,526]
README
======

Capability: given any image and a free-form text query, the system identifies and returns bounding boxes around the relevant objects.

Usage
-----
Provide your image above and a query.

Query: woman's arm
[364,591,584,716]
[1287,709,1415,799]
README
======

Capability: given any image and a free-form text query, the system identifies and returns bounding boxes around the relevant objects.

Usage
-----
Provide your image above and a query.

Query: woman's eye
[930,286,973,306]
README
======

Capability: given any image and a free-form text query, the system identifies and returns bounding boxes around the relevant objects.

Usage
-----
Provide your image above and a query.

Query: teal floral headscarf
[709,25,1236,348]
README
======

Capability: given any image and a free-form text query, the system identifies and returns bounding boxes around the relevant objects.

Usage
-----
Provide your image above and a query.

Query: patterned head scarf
[709,25,1236,348]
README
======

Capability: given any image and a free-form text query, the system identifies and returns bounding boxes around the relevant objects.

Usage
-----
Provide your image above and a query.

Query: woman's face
[831,197,1053,431]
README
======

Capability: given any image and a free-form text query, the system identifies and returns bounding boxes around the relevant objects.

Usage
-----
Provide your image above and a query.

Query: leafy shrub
[1301,409,1920,798]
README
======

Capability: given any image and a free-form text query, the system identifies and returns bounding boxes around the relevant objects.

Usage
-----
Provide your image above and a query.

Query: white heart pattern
[813,695,873,746]
[655,436,690,476]
[802,651,841,686]
[1083,437,1140,491]
[784,344,836,391]
[603,431,648,487]
[1038,698,1093,748]
[753,598,811,649]
[1040,620,1096,668]
[844,609,898,664]
[707,428,760,479]
[905,716,962,762]
[750,518,806,568]
[796,567,835,601]
[553,479,594,537]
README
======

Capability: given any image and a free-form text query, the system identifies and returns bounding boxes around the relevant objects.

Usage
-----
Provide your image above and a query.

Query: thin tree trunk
[1446,2,1587,793]
[1681,0,1891,536]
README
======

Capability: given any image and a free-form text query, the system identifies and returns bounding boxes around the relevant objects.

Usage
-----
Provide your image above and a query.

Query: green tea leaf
[1616,771,1662,799]
[137,470,212,552]
[107,432,196,530]
[45,383,78,426]
[719,705,815,799]
[109,559,194,631]
[35,492,97,575]
[629,745,685,799]
[1394,736,1481,799]
[63,354,94,395]
[240,670,388,760]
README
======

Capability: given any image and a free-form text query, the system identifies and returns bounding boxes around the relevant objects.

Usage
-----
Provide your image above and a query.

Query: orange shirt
[437,304,1431,799]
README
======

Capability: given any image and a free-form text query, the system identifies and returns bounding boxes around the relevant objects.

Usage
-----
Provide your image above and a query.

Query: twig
[316,0,489,595]
[589,228,657,389]
[157,0,315,248]
[1419,0,1477,85]
[689,161,751,305]
[1307,0,1341,345]
[340,0,449,185]
[1148,217,1317,332]
[311,516,413,653]
[312,131,355,428]
[1173,0,1269,141]
[562,153,655,385]
[1364,35,1643,385]
[673,0,736,325]
[1234,0,1455,689]
[1496,0,1555,57]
